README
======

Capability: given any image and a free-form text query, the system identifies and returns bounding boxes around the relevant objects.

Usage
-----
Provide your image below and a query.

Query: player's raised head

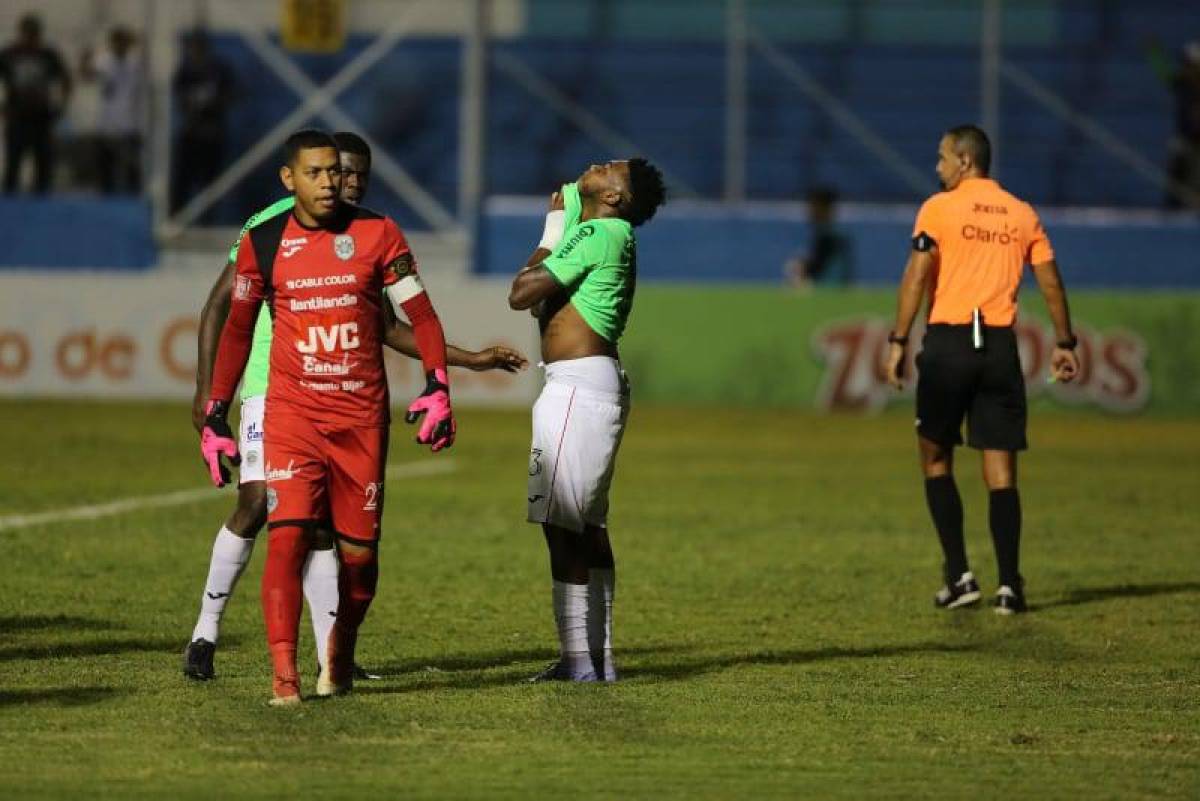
[623,158,667,227]
[937,125,991,190]
[578,158,666,228]
[333,131,372,205]
[280,128,342,223]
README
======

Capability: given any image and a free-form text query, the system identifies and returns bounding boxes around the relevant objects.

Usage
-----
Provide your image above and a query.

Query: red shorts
[263,409,389,544]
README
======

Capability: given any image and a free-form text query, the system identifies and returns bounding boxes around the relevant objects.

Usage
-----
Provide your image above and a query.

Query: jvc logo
[297,322,359,354]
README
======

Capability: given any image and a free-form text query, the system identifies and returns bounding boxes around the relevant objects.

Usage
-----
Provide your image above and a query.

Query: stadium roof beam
[747,26,933,199]
[1000,61,1200,211]
[161,0,463,242]
[491,50,698,199]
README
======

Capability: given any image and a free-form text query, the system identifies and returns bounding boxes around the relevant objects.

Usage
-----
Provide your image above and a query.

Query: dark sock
[925,475,968,583]
[989,488,1022,589]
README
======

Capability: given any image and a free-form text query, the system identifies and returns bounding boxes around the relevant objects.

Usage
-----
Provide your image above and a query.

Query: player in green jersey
[184,132,527,681]
[508,159,666,681]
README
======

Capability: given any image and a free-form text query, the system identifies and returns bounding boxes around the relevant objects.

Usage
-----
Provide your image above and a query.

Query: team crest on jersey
[234,275,252,300]
[333,234,355,260]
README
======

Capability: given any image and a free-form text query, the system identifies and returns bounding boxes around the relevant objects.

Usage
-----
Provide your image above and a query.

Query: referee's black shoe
[183,638,216,680]
[992,584,1028,615]
[934,571,982,609]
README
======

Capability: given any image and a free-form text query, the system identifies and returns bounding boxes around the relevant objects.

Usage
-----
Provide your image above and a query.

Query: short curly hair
[623,158,667,227]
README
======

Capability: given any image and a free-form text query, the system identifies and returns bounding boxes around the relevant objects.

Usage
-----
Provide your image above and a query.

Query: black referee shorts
[915,324,1028,452]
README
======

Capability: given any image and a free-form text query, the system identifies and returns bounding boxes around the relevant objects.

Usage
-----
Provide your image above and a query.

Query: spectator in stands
[0,14,71,193]
[81,26,145,194]
[1149,39,1200,209]
[171,29,234,216]
[784,187,854,289]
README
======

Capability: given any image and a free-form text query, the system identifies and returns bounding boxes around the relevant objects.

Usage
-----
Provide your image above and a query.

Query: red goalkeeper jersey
[212,205,414,427]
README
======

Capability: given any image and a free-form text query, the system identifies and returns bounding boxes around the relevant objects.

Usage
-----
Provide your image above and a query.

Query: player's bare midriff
[538,296,617,363]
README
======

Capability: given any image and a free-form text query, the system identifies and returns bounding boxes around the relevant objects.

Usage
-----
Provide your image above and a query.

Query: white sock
[303,548,340,670]
[587,568,616,680]
[552,581,592,679]
[191,527,254,644]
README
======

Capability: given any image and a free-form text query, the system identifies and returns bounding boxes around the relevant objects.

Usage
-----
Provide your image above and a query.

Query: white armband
[537,210,566,252]
[386,273,426,312]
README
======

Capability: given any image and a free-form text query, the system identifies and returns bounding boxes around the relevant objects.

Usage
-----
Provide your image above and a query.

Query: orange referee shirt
[912,177,1054,327]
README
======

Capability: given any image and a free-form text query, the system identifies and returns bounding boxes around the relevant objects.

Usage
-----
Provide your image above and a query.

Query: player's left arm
[381,299,528,372]
[380,224,455,452]
[886,245,937,390]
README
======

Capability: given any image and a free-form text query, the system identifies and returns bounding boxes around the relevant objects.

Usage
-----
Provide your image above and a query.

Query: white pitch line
[0,460,457,533]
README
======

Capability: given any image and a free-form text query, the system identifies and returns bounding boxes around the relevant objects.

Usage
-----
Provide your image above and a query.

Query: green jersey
[227,197,294,400]
[542,182,637,343]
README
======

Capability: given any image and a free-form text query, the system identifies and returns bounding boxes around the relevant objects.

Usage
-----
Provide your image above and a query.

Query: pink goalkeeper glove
[200,400,241,487]
[405,369,455,452]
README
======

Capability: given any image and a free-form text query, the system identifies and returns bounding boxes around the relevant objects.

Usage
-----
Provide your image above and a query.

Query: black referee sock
[989,488,1022,589]
[924,476,968,583]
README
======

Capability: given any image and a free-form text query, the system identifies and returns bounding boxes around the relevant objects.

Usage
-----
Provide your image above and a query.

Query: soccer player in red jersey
[199,129,455,704]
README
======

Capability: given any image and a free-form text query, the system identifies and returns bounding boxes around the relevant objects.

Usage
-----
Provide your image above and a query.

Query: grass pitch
[0,400,1197,799]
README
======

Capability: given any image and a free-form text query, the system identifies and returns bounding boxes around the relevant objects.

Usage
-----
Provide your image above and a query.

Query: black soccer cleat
[353,663,382,681]
[992,585,1028,615]
[934,571,982,609]
[527,661,571,683]
[527,660,599,683]
[183,638,216,680]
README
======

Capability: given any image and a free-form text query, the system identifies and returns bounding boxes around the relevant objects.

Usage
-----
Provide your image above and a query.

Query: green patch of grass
[0,400,1197,799]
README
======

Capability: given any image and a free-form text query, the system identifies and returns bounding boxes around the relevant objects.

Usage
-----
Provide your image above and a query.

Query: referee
[885,125,1080,615]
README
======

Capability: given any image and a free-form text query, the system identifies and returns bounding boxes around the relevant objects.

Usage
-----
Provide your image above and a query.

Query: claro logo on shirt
[961,223,1021,245]
[296,322,360,354]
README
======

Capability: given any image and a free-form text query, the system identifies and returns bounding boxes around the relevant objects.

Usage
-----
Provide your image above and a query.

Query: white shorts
[527,356,630,533]
[238,395,266,484]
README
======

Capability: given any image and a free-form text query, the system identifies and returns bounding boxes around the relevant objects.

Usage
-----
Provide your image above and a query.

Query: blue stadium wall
[166,1,1195,229]
[480,201,1200,288]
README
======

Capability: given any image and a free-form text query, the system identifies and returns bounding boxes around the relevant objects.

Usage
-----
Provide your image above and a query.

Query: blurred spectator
[0,14,71,193]
[171,29,233,216]
[784,187,854,289]
[1149,39,1200,209]
[81,26,144,194]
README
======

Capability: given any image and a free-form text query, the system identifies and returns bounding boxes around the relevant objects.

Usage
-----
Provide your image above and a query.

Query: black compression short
[915,324,1028,452]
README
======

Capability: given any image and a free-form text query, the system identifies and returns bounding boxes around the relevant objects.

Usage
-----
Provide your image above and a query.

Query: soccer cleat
[353,663,382,681]
[528,661,571,683]
[934,571,982,609]
[527,660,598,683]
[182,638,216,680]
[314,662,381,681]
[993,585,1028,615]
[315,663,352,698]
[270,675,302,706]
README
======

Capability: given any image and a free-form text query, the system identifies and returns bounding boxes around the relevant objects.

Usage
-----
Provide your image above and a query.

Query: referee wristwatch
[1056,334,1078,350]
[887,333,908,346]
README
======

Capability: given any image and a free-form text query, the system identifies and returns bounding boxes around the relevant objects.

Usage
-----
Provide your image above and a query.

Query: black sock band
[989,488,1022,588]
[924,475,967,582]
